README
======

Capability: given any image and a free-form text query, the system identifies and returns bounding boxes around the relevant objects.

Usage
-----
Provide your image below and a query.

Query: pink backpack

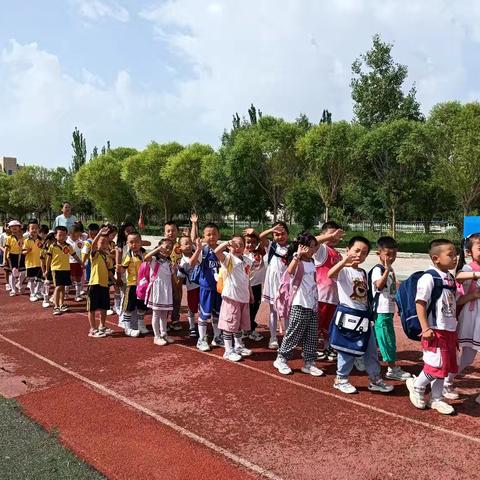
[457,260,480,314]
[137,260,160,302]
[275,261,305,320]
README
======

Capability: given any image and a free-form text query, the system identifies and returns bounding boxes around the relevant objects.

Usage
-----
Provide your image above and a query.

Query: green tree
[351,34,423,128]
[0,173,14,219]
[71,127,87,173]
[285,179,323,230]
[298,121,363,221]
[75,147,138,223]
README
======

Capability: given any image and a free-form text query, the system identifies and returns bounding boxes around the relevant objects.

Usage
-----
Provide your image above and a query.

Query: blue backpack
[395,269,453,341]
[367,264,386,314]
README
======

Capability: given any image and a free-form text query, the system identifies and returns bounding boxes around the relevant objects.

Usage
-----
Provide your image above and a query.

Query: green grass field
[0,396,104,480]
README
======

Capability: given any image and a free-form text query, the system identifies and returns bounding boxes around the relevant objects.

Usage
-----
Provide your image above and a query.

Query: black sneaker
[189,328,197,338]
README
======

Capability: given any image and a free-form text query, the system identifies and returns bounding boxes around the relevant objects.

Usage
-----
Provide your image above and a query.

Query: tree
[285,179,323,230]
[0,173,14,219]
[71,127,87,173]
[298,121,363,221]
[75,147,138,223]
[320,109,332,124]
[351,34,423,128]
[356,119,433,234]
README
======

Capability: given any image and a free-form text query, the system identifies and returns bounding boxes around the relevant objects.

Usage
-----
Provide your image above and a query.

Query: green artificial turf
[0,397,104,480]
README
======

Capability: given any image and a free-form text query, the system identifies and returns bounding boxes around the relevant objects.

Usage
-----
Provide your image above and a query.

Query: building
[0,156,19,175]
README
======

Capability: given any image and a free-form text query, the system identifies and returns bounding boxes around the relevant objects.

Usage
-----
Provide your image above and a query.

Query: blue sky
[1,0,480,167]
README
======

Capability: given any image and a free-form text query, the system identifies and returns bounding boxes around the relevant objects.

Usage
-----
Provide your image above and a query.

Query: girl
[273,234,323,376]
[144,238,175,346]
[41,232,56,307]
[67,224,85,302]
[444,233,480,402]
[328,236,393,395]
[260,222,289,349]
[215,235,253,362]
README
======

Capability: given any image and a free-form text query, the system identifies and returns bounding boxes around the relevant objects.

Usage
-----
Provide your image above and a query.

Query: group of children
[2,215,480,416]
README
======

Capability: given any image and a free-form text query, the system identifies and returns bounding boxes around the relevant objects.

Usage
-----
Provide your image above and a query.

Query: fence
[345,221,457,234]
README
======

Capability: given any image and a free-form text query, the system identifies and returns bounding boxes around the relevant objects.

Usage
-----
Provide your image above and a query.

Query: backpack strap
[424,269,455,326]
[368,264,385,314]
[267,241,286,265]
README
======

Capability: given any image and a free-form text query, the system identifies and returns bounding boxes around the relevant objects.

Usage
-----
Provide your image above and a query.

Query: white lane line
[0,333,283,480]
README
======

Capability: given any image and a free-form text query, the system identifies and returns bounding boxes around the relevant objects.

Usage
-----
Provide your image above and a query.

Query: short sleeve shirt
[24,237,43,269]
[122,251,143,286]
[48,243,74,271]
[292,260,318,310]
[89,250,112,287]
[337,267,369,311]
[220,253,251,303]
[370,266,397,314]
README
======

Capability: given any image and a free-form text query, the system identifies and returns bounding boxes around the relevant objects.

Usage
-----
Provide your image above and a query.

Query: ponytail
[456,233,480,273]
[285,232,318,264]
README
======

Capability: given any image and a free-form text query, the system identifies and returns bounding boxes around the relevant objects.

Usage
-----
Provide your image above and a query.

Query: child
[106,225,122,316]
[314,221,344,360]
[260,222,290,349]
[81,223,99,285]
[3,220,26,296]
[406,239,458,415]
[144,238,175,345]
[178,235,200,337]
[370,236,411,381]
[46,226,81,315]
[443,233,480,402]
[215,236,253,362]
[164,221,183,332]
[274,234,324,376]
[87,227,115,338]
[67,224,85,302]
[0,222,11,290]
[120,231,146,337]
[243,230,265,341]
[40,232,55,308]
[23,219,44,302]
[189,219,224,351]
[328,236,393,395]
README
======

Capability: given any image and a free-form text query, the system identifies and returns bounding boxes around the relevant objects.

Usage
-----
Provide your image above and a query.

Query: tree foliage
[71,127,87,173]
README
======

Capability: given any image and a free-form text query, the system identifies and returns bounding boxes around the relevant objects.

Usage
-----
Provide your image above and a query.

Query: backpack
[367,264,386,314]
[189,245,210,285]
[267,241,287,265]
[274,261,304,320]
[216,255,234,295]
[395,269,455,341]
[137,260,160,301]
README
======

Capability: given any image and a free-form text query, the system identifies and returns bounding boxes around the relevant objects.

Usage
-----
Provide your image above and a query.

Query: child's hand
[421,328,435,341]
[195,238,202,249]
[344,251,360,267]
[243,228,255,236]
[272,227,284,235]
[99,226,110,235]
[297,244,309,259]
[383,257,393,270]
[190,213,198,223]
[474,288,480,299]
[327,229,344,242]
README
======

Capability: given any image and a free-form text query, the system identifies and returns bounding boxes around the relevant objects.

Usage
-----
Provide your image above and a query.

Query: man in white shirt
[53,202,78,233]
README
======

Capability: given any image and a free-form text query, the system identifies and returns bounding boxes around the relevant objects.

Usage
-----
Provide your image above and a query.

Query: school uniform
[245,251,265,331]
[24,236,43,279]
[146,257,174,311]
[87,250,112,312]
[197,246,222,321]
[179,255,200,314]
[47,243,74,287]
[261,241,288,304]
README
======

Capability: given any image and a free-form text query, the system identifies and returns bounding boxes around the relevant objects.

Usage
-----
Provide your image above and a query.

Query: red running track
[1,286,480,480]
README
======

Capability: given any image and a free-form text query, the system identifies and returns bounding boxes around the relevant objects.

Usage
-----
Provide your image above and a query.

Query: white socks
[152,310,168,338]
[269,308,278,339]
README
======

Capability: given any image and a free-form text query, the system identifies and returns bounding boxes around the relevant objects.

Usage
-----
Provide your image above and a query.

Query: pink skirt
[218,297,250,333]
[422,329,458,378]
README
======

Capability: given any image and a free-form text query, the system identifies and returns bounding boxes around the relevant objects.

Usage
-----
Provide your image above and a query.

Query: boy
[120,231,146,337]
[0,222,10,290]
[23,219,44,301]
[87,226,115,338]
[81,223,99,284]
[3,220,26,296]
[407,239,458,415]
[164,221,183,332]
[370,236,411,381]
[189,218,223,351]
[67,224,85,302]
[314,221,344,360]
[46,226,81,315]
[328,236,393,395]
[178,235,200,337]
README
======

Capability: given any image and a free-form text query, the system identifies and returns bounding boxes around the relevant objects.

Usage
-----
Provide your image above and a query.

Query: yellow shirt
[48,243,74,271]
[5,235,22,256]
[24,237,43,269]
[89,250,112,287]
[122,251,143,286]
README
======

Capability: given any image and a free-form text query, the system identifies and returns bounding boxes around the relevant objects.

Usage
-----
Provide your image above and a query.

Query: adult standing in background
[53,202,78,232]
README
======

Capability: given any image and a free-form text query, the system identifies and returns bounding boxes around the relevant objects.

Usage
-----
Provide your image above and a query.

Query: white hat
[7,220,22,227]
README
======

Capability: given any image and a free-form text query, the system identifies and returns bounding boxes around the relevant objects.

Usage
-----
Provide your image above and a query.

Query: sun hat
[7,220,22,227]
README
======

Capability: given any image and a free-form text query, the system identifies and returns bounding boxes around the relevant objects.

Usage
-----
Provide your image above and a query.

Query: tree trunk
[391,206,396,238]
[233,214,236,235]
[324,204,330,223]
[423,220,431,234]
[273,196,278,223]
[163,198,169,224]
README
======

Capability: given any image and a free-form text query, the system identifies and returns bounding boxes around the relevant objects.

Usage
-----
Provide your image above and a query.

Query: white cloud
[76,0,130,23]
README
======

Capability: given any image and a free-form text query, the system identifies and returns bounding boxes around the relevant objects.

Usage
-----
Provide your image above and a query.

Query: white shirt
[67,237,84,264]
[0,232,7,249]
[337,267,369,311]
[266,241,288,273]
[53,214,78,232]
[416,266,457,332]
[221,253,251,303]
[245,251,266,287]
[371,266,397,314]
[292,260,318,310]
[179,255,199,291]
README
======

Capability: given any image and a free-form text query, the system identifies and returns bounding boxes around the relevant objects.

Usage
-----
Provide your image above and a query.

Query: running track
[1,285,480,480]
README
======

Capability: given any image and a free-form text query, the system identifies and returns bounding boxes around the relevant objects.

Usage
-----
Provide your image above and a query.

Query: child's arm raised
[456,270,480,283]
[144,245,162,261]
[328,251,357,279]
[91,227,110,254]
[315,229,344,245]
[214,241,230,263]
[189,238,203,267]
[190,213,199,241]
[287,245,309,275]
[373,258,393,290]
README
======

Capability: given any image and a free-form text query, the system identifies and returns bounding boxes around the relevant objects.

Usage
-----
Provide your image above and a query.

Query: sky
[1,0,480,168]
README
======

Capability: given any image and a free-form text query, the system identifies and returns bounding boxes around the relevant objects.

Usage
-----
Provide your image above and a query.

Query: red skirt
[422,329,458,378]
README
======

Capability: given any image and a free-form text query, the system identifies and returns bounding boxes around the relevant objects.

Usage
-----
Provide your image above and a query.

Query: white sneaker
[249,331,264,342]
[42,300,50,308]
[211,336,224,347]
[430,399,455,415]
[368,378,394,393]
[35,293,43,300]
[106,309,115,316]
[406,377,427,409]
[273,357,292,375]
[29,295,38,302]
[223,350,242,362]
[386,366,411,381]
[443,384,460,400]
[5,284,11,291]
[301,362,324,377]
[334,378,357,394]
[268,337,279,350]
[75,296,83,302]
[9,291,16,297]
[88,329,107,338]
[138,324,149,335]
[154,336,167,346]
[162,335,174,344]
[52,307,62,316]
[235,346,252,357]
[196,337,211,352]
[354,356,366,372]
[125,328,140,337]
